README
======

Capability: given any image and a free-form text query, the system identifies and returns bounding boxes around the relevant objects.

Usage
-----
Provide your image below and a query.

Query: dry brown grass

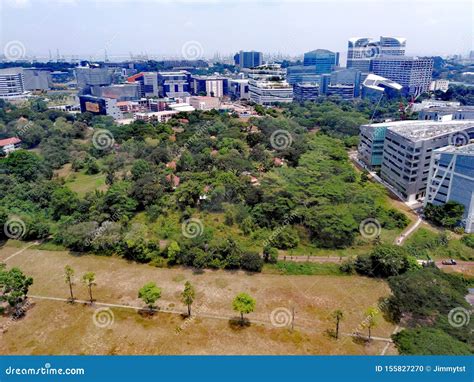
[0,244,397,355]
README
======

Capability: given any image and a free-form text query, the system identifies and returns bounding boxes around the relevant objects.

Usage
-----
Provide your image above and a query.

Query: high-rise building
[425,144,474,233]
[379,36,406,56]
[0,68,26,99]
[371,56,434,96]
[347,36,406,72]
[234,51,263,69]
[377,120,474,202]
[303,49,339,74]
[247,64,292,105]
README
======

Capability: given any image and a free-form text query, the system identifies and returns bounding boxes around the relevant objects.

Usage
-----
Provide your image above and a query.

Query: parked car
[441,259,457,265]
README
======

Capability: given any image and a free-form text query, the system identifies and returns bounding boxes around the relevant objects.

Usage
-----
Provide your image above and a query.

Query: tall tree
[364,307,379,341]
[181,281,195,316]
[332,309,344,339]
[64,265,75,302]
[0,264,33,316]
[138,282,162,311]
[82,272,96,304]
[232,292,256,325]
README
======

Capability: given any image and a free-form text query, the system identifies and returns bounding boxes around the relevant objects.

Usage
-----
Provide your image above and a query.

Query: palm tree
[331,309,344,339]
[82,272,96,304]
[64,265,75,302]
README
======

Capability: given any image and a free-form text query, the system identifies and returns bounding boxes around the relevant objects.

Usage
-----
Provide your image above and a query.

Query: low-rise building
[293,83,319,102]
[134,110,179,123]
[0,67,27,99]
[188,96,221,111]
[79,95,123,120]
[0,137,21,155]
[418,106,474,121]
[229,79,250,100]
[425,144,474,233]
[248,79,293,105]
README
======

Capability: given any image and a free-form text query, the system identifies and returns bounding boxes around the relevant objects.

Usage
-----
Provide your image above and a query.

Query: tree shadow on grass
[138,308,159,318]
[228,317,251,330]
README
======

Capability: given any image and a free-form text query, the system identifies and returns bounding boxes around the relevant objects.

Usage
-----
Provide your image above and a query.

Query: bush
[393,328,472,355]
[270,227,300,249]
[263,245,278,264]
[354,245,416,278]
[241,252,263,272]
[461,235,474,249]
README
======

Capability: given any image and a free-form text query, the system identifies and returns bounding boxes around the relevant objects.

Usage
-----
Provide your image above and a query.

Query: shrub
[461,235,474,249]
[241,252,263,272]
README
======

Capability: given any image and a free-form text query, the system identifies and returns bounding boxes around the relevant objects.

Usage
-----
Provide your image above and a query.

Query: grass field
[0,242,397,355]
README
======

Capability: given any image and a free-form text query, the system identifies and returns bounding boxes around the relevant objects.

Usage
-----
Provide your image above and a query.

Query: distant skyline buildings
[0,0,471,62]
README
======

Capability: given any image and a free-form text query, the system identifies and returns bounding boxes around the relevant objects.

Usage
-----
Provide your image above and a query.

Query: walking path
[2,241,41,262]
[27,294,393,343]
[394,217,423,245]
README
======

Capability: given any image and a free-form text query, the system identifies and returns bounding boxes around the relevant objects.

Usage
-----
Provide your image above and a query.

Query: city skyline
[0,0,472,63]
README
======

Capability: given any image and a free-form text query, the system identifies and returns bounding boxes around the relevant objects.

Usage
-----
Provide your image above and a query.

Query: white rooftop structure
[371,120,474,142]
[362,74,403,91]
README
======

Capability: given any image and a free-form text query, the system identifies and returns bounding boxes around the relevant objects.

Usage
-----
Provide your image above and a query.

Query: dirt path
[277,255,344,263]
[27,294,393,343]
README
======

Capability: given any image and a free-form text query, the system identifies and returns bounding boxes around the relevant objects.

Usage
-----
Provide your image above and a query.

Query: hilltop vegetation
[0,99,409,271]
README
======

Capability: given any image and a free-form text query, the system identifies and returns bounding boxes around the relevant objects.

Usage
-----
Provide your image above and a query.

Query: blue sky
[0,0,472,62]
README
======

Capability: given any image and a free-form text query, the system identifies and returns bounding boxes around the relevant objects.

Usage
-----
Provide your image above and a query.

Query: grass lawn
[0,242,397,355]
[64,169,107,196]
[403,227,474,261]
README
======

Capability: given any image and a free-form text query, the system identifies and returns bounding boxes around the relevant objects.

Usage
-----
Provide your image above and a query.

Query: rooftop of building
[295,82,319,88]
[435,144,474,156]
[368,120,474,141]
[372,55,433,62]
[362,74,403,91]
[419,106,474,113]
[0,67,24,75]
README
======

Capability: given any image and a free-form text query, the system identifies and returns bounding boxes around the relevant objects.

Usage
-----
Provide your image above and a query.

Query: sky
[0,0,473,63]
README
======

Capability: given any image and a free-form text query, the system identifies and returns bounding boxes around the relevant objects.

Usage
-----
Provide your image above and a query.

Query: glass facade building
[303,49,339,74]
[425,144,474,233]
